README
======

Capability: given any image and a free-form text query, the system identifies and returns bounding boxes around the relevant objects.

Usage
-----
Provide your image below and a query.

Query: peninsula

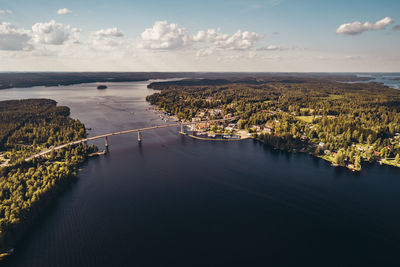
[0,99,96,257]
[146,78,400,171]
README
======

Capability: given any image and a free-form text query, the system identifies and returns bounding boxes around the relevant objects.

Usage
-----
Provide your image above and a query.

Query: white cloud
[336,17,393,35]
[140,21,263,51]
[0,22,31,50]
[31,20,80,45]
[193,28,229,42]
[196,47,214,57]
[212,30,263,50]
[257,44,281,51]
[92,27,124,38]
[193,28,263,50]
[139,21,191,50]
[90,27,127,51]
[57,8,72,15]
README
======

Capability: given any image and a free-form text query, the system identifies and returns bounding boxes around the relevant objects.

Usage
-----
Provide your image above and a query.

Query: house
[197,123,208,130]
[265,128,273,134]
[324,150,331,155]
[318,142,325,147]
[209,109,222,116]
[252,125,262,132]
[264,123,274,134]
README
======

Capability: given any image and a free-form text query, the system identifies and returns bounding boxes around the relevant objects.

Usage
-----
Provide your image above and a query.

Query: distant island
[97,85,107,89]
[147,78,400,172]
[0,99,96,259]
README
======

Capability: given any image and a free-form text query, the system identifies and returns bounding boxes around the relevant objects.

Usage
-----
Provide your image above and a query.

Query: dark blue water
[1,81,400,266]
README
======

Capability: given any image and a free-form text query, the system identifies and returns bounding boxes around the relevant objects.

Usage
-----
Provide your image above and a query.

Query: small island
[97,85,107,90]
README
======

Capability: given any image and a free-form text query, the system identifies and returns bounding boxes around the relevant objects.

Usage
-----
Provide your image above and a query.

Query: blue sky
[0,0,399,71]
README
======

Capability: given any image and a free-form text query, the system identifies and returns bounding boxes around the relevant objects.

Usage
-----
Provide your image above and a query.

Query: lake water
[1,81,400,266]
[354,73,400,89]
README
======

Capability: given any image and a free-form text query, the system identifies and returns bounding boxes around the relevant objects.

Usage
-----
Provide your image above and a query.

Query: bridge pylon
[105,136,109,148]
[179,124,186,135]
[137,131,142,142]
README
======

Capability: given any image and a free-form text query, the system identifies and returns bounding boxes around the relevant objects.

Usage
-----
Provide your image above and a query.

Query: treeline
[0,99,95,252]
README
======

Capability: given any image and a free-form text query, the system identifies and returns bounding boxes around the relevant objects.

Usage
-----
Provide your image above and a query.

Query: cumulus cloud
[140,21,191,50]
[31,20,80,45]
[90,27,126,50]
[211,30,263,50]
[92,27,124,38]
[0,10,13,14]
[336,17,393,35]
[140,21,263,51]
[57,8,72,15]
[193,28,229,43]
[0,22,31,50]
[193,28,262,50]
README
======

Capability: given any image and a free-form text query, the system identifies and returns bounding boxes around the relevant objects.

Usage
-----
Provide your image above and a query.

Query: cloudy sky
[0,0,399,72]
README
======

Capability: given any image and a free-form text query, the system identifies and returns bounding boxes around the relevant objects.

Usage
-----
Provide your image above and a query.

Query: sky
[0,0,399,72]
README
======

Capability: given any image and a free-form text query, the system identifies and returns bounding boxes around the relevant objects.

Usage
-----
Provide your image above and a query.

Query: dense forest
[0,99,95,254]
[146,78,400,170]
[0,72,370,90]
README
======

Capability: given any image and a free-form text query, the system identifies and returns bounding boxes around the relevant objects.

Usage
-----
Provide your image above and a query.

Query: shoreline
[186,134,251,141]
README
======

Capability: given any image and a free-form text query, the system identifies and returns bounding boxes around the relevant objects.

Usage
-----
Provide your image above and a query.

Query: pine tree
[355,156,361,170]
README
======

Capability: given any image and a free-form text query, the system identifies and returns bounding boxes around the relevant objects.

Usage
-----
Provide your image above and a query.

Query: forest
[146,78,400,170]
[0,99,95,254]
[0,72,370,90]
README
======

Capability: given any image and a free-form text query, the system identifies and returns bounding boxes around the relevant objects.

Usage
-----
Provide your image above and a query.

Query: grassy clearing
[296,116,314,123]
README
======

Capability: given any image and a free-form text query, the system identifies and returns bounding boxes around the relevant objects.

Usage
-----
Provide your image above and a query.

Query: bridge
[26,116,238,161]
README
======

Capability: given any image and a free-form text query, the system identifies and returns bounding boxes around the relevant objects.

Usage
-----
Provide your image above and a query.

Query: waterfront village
[152,106,251,140]
[150,104,400,172]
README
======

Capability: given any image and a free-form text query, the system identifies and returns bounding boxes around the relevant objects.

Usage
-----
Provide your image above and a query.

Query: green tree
[355,156,361,170]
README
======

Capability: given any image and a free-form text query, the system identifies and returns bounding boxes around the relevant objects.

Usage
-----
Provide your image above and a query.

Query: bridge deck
[26,117,238,161]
